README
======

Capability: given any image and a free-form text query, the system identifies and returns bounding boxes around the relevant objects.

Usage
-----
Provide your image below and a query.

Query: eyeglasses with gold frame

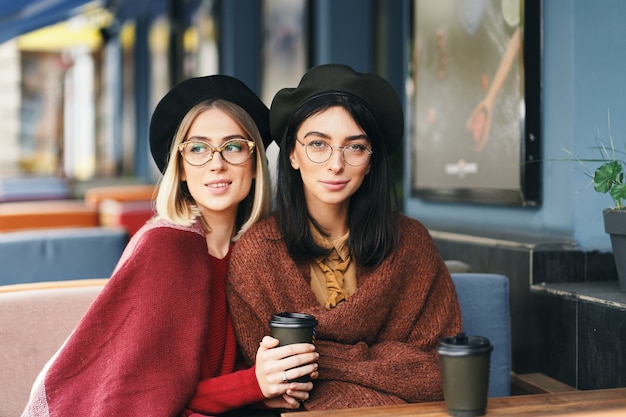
[178,138,255,166]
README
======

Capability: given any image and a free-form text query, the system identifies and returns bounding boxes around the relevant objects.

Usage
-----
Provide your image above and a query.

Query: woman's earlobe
[289,153,299,170]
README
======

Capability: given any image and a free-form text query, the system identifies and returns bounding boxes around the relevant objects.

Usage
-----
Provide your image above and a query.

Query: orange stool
[0,200,98,232]
[84,184,157,208]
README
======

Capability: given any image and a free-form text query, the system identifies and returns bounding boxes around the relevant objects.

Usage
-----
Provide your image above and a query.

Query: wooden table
[286,387,626,416]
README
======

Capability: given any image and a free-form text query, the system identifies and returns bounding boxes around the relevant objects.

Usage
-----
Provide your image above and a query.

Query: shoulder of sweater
[239,215,281,241]
[134,218,205,239]
[397,213,430,236]
[114,219,210,278]
[231,216,286,264]
[393,214,440,259]
[124,218,206,257]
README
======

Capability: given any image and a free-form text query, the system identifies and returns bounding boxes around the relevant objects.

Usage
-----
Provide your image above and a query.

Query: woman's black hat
[270,64,404,155]
[149,75,271,173]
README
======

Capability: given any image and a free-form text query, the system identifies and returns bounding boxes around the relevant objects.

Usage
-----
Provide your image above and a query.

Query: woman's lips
[320,180,348,191]
[206,180,231,194]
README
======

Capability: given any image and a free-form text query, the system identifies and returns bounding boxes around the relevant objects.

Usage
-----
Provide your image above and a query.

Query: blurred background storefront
[0,0,317,189]
[0,0,218,184]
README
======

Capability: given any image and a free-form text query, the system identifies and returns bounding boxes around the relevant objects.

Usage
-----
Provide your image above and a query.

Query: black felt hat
[270,64,404,155]
[149,75,271,173]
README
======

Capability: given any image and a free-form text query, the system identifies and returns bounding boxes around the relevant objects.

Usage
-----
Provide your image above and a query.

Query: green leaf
[594,160,622,193]
[610,182,626,206]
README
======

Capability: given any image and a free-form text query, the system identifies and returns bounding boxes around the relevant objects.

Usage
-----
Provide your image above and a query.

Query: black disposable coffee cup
[436,333,493,417]
[269,312,318,382]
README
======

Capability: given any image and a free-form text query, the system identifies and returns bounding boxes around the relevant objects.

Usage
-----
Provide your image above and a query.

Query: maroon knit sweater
[22,219,263,417]
[227,214,462,411]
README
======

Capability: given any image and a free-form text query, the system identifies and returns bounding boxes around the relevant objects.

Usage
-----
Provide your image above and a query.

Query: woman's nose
[327,147,345,172]
[208,151,227,170]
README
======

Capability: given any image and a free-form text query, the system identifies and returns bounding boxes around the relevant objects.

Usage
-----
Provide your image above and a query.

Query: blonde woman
[22,75,318,417]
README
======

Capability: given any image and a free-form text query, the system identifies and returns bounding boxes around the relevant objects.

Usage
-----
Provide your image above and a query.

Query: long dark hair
[274,93,399,267]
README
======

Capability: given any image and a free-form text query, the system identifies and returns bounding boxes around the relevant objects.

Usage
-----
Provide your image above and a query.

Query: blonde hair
[155,99,271,241]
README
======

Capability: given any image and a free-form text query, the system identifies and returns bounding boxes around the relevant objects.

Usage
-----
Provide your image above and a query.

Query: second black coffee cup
[437,333,493,417]
[269,312,318,382]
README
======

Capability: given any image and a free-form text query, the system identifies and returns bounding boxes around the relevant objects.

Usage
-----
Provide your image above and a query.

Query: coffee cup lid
[436,332,493,356]
[269,312,318,328]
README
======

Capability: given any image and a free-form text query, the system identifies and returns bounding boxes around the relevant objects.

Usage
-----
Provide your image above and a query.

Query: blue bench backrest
[451,273,511,397]
[0,227,128,285]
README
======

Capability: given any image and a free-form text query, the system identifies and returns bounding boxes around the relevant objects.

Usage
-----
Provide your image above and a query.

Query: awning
[16,7,114,52]
[0,0,168,46]
[0,0,102,45]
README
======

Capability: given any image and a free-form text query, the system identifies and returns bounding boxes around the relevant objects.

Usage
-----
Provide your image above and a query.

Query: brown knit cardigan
[227,214,462,411]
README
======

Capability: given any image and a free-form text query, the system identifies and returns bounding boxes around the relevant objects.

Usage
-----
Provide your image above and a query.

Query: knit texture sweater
[227,214,462,411]
[22,219,263,417]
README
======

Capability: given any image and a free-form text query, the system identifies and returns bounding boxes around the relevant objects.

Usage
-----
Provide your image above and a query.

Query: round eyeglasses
[178,138,255,166]
[295,138,373,167]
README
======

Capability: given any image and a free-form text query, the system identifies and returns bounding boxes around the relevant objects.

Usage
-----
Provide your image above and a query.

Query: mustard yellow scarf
[309,226,356,310]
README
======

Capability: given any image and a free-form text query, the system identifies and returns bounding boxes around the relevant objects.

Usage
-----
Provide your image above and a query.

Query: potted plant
[594,161,626,292]
[571,115,626,292]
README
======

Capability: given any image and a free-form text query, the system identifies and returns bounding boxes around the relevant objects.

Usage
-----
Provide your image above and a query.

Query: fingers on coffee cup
[269,312,318,382]
[437,333,493,417]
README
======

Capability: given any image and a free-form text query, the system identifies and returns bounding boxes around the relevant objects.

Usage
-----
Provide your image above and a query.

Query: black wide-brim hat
[149,74,271,173]
[270,64,404,155]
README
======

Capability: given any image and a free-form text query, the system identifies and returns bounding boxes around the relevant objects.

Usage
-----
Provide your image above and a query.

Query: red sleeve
[184,365,265,415]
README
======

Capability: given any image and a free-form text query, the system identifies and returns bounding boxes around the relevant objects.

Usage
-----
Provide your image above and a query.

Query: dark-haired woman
[227,64,462,411]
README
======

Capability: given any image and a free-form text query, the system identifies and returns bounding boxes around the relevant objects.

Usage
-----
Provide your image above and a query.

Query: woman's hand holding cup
[255,335,319,409]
